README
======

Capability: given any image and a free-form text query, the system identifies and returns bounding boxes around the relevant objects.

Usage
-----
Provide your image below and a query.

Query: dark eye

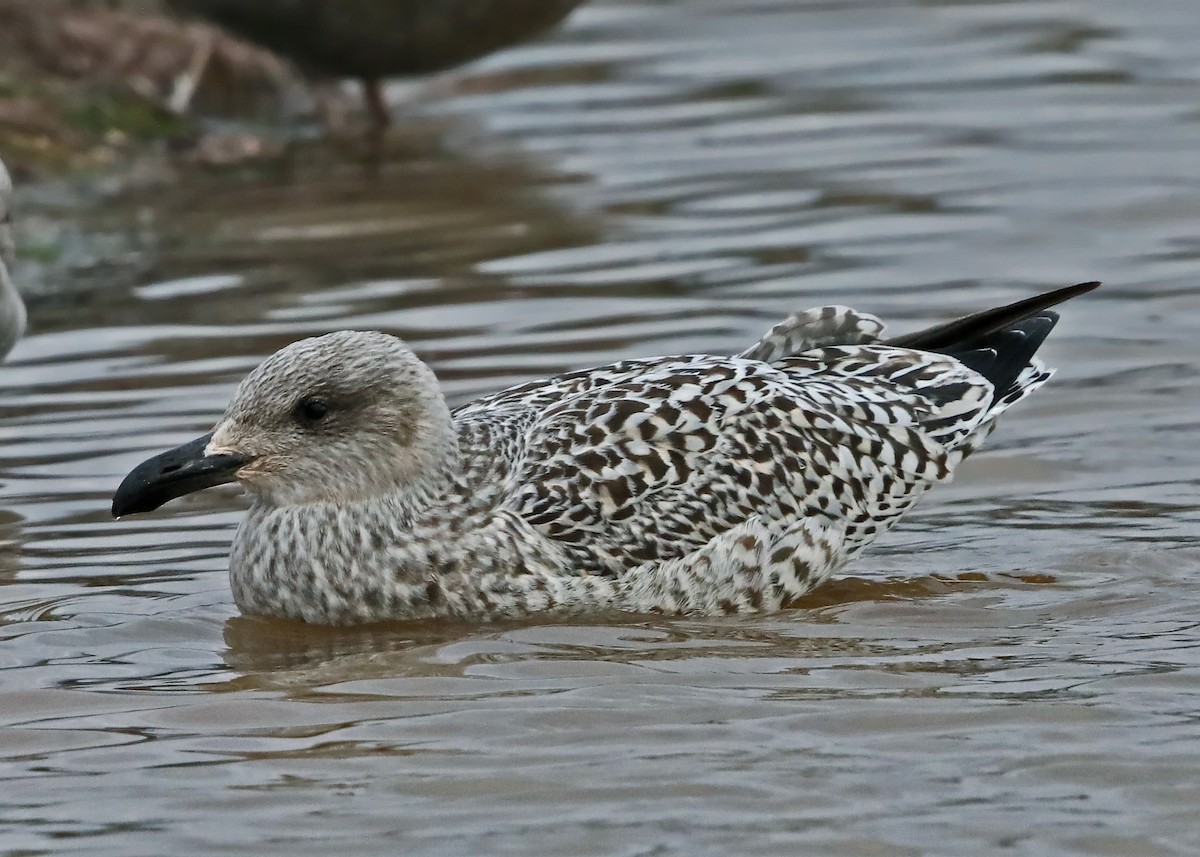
[294,397,330,424]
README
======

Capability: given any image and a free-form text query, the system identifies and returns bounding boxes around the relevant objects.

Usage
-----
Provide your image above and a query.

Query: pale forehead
[231,331,409,405]
[256,331,402,376]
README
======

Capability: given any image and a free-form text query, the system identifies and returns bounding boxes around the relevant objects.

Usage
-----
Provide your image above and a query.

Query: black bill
[112,433,251,517]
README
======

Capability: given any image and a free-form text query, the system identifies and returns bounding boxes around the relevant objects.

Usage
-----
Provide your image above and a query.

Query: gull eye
[295,397,330,424]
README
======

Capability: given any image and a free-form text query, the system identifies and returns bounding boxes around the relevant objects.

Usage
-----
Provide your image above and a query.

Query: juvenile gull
[113,283,1097,624]
[0,157,26,358]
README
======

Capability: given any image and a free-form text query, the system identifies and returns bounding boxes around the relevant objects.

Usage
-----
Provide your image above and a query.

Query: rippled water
[3,0,1200,853]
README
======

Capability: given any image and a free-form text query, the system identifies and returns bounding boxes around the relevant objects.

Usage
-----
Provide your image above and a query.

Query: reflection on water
[2,0,1200,854]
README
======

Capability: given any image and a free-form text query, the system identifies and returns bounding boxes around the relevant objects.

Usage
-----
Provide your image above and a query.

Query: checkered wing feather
[460,345,998,576]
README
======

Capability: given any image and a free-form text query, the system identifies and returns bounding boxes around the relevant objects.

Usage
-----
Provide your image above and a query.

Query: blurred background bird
[0,156,26,359]
[165,0,588,134]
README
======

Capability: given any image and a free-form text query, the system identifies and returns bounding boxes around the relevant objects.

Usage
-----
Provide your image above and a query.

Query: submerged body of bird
[114,283,1097,625]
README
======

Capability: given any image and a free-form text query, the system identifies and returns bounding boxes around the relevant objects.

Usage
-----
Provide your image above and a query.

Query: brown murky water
[3,1,1200,854]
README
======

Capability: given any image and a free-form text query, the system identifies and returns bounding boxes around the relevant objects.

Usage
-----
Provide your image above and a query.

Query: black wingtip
[884,282,1097,403]
[947,310,1060,402]
[885,281,1098,351]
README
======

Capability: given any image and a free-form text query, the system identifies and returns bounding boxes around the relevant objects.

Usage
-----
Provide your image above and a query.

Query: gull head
[112,331,456,516]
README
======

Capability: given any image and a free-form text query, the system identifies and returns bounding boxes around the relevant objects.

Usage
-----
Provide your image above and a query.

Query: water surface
[2,1,1199,854]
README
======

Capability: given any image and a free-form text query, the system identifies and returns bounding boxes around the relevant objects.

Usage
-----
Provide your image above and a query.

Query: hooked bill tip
[111,433,248,518]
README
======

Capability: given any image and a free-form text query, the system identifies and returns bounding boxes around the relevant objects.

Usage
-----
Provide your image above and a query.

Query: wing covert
[488,347,997,575]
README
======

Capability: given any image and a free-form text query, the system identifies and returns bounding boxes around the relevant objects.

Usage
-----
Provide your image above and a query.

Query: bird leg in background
[361,77,391,134]
[166,28,215,115]
[359,77,391,166]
